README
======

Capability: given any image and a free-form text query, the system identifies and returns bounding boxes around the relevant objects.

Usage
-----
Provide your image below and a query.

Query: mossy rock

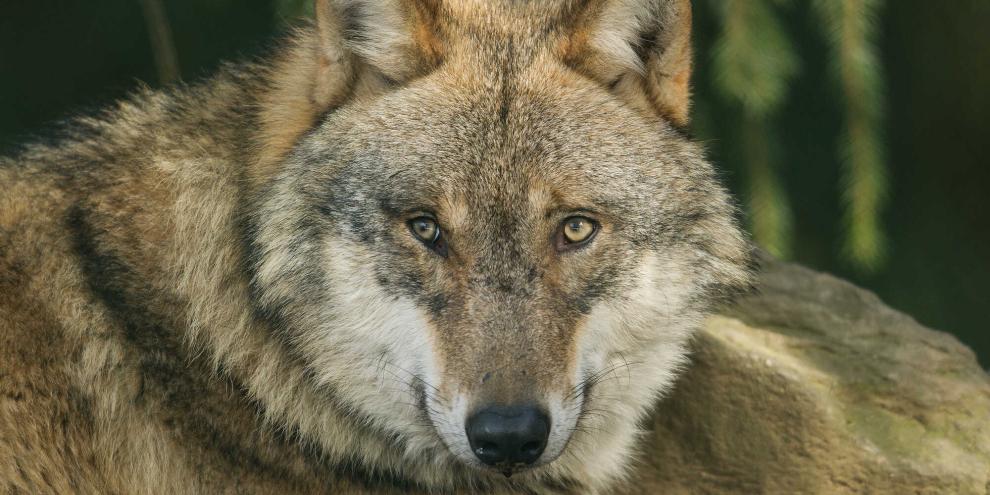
[624,258,990,494]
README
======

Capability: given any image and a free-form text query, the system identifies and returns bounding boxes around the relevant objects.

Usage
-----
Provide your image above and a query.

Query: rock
[625,257,990,494]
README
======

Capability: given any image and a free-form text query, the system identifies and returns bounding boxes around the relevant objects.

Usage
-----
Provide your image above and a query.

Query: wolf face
[249,0,751,490]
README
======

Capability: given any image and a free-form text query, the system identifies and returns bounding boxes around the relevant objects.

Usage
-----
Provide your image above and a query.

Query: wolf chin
[0,0,752,493]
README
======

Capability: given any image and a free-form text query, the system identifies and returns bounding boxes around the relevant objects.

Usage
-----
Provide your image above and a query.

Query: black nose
[466,405,550,469]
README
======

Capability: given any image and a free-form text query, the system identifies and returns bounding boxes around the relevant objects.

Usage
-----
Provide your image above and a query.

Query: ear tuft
[315,0,443,95]
[249,0,442,190]
[312,0,356,109]
[563,0,693,127]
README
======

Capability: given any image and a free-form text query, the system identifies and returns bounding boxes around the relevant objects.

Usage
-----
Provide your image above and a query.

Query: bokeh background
[1,1,987,365]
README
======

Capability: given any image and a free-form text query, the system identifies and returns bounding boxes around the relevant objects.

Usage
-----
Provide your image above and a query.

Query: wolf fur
[0,1,752,493]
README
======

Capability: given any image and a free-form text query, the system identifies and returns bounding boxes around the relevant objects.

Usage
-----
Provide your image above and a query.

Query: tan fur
[0,1,752,493]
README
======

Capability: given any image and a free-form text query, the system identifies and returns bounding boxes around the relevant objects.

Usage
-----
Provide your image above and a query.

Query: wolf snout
[465,405,549,473]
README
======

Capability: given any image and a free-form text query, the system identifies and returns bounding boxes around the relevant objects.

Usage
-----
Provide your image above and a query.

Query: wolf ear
[563,0,693,127]
[312,0,443,108]
[250,0,442,188]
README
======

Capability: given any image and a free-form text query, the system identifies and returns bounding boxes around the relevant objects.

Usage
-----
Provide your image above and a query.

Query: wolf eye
[556,216,598,251]
[408,216,447,256]
[409,217,440,243]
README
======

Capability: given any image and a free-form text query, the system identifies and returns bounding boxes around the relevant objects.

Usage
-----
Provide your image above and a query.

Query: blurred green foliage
[275,0,313,21]
[702,0,887,271]
[0,1,987,365]
[707,0,800,261]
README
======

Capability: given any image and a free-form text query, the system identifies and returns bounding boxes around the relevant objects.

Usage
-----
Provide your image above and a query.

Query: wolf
[0,0,752,493]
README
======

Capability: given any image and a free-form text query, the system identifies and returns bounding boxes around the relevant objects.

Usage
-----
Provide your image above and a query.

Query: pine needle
[813,0,888,271]
[709,0,798,257]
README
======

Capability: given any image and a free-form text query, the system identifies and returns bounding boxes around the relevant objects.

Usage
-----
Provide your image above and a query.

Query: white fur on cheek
[429,393,477,467]
[550,252,701,489]
[541,394,576,465]
[292,239,446,456]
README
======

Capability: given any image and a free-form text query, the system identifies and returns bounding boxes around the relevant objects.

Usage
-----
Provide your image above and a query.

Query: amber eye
[557,216,598,250]
[409,217,439,242]
[408,216,447,256]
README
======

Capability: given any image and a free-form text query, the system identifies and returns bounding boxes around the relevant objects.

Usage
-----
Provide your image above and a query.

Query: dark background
[1,1,987,365]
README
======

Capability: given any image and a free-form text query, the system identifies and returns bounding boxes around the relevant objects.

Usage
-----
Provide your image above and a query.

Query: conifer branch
[814,0,888,271]
[709,0,798,257]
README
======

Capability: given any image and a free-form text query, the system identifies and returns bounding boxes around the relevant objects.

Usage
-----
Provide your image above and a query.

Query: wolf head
[248,0,751,490]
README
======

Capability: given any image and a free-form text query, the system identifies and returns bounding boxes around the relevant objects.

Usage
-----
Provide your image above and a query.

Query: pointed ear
[251,0,444,187]
[312,0,444,108]
[562,0,693,127]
